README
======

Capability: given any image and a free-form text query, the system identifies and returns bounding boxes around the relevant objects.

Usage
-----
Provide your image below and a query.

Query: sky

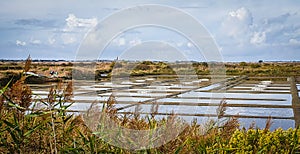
[0,0,300,62]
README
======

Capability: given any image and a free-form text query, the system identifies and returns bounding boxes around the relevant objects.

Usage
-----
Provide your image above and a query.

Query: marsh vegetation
[0,57,300,153]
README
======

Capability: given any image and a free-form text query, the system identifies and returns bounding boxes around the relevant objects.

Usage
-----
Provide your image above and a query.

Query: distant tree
[142,61,154,65]
[135,64,150,70]
[239,62,247,70]
[201,62,208,67]
[258,60,263,63]
[192,62,200,68]
[239,62,247,67]
[250,63,261,68]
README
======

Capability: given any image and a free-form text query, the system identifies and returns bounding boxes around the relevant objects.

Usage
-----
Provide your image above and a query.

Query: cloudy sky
[0,0,300,62]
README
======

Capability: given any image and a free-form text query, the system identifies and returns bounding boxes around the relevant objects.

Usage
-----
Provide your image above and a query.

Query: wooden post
[289,77,300,128]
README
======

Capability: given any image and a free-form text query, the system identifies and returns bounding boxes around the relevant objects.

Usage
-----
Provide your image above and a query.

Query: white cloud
[218,46,223,52]
[129,38,141,46]
[16,40,26,46]
[221,7,253,40]
[109,36,158,51]
[62,14,98,45]
[118,37,126,46]
[64,14,97,32]
[250,32,266,45]
[255,12,300,46]
[48,37,56,45]
[30,39,41,45]
[228,7,252,23]
[187,42,193,48]
[62,36,76,45]
[289,38,300,45]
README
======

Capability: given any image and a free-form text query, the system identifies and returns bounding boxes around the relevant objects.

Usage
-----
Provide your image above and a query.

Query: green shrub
[41,67,49,71]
